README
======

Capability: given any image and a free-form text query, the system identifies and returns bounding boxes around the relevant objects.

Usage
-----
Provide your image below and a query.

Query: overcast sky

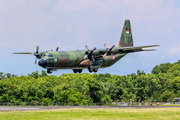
[0,0,180,76]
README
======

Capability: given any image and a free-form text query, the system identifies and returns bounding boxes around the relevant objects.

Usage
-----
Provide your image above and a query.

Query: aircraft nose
[38,59,47,68]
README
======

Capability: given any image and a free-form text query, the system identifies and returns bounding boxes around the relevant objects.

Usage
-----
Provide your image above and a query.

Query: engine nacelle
[79,59,91,67]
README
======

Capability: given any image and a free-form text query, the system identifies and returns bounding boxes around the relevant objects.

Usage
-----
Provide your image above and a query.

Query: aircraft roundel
[112,55,115,60]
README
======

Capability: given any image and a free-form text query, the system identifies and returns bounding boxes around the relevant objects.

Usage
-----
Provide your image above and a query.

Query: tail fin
[119,19,134,47]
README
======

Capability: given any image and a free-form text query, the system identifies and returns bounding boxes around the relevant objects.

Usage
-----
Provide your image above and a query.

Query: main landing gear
[47,69,53,74]
[73,69,82,73]
[88,68,98,73]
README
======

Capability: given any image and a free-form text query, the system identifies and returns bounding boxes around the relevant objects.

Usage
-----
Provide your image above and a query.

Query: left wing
[91,45,159,57]
[111,45,159,54]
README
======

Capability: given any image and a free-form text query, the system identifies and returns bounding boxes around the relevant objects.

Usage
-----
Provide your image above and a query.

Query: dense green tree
[39,70,48,77]
[151,63,173,74]
[28,71,39,79]
[0,72,17,80]
[1,60,180,104]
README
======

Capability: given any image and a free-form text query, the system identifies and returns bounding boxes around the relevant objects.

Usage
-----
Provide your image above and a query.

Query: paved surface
[0,106,180,111]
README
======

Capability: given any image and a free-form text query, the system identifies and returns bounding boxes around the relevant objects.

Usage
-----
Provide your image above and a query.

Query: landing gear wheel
[73,69,77,73]
[88,68,93,73]
[47,69,52,74]
[73,69,82,73]
[93,69,98,72]
[78,69,82,73]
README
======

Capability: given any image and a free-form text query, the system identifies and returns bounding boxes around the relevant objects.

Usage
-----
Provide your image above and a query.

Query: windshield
[48,53,53,57]
[41,53,53,59]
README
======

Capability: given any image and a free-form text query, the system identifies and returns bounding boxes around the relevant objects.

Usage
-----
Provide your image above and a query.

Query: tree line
[0,60,180,105]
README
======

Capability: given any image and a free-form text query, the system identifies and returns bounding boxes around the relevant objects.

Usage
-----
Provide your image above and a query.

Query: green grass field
[0,108,180,120]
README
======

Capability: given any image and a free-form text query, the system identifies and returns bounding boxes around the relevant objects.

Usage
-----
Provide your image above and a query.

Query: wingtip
[154,45,160,47]
[12,52,17,54]
[143,49,157,51]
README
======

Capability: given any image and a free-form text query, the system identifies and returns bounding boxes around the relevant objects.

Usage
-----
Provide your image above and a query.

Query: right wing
[13,52,45,55]
[13,52,45,59]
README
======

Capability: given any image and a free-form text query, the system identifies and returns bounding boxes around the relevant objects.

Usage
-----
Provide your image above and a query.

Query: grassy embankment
[0,108,180,120]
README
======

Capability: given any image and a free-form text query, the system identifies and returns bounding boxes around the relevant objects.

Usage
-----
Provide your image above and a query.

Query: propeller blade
[103,44,115,56]
[104,43,108,49]
[110,45,115,50]
[85,45,89,50]
[92,56,95,62]
[35,57,37,64]
[34,46,40,59]
[84,55,88,59]
[56,47,59,51]
[36,46,39,53]
[91,47,96,52]
[103,53,107,58]
[84,46,96,62]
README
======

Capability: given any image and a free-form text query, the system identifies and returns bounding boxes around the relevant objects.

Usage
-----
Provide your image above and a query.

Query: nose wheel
[47,69,53,74]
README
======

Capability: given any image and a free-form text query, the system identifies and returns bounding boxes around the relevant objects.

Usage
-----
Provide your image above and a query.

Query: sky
[0,0,180,76]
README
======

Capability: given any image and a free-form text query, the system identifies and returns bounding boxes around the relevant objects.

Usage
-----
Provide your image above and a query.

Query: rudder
[119,19,134,47]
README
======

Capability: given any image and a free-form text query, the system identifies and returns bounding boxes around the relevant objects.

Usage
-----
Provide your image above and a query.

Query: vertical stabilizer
[119,19,134,47]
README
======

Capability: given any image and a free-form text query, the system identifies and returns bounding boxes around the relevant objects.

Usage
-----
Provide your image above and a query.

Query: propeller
[33,46,40,64]
[56,47,59,51]
[103,43,115,58]
[84,45,96,62]
[33,46,59,64]
[30,46,59,64]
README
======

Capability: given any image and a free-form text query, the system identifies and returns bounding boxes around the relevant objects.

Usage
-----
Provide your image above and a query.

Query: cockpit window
[41,53,53,59]
[48,54,53,57]
[41,54,45,59]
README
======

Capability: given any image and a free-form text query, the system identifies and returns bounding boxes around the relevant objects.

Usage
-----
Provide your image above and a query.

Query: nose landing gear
[47,69,53,74]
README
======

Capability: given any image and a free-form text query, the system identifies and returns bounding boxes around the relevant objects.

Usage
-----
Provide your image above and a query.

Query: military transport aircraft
[13,19,159,74]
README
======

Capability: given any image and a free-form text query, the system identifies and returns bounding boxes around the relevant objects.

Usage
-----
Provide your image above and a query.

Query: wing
[13,52,45,55]
[13,52,45,59]
[89,45,159,58]
[13,52,34,55]
[112,45,159,54]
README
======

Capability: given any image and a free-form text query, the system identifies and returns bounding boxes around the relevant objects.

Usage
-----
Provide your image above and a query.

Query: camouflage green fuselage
[40,50,126,70]
[13,19,159,73]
